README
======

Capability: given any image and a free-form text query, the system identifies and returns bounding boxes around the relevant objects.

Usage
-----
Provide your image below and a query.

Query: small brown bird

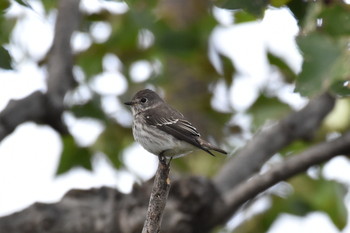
[125,89,227,158]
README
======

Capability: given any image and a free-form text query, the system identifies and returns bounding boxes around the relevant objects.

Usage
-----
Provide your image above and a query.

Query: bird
[124,89,227,160]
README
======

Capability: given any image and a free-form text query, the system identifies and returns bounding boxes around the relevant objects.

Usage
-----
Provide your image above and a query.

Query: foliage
[1,0,350,232]
[233,175,347,232]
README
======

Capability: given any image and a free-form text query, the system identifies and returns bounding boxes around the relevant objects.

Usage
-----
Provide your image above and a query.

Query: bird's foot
[158,152,172,167]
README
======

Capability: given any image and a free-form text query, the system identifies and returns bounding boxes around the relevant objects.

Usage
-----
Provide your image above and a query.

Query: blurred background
[1,0,350,232]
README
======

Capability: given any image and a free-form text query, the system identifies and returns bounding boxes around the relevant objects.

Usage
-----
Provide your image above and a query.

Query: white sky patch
[138,29,155,49]
[210,7,303,112]
[226,196,271,231]
[0,61,46,111]
[101,95,120,114]
[7,1,54,61]
[80,0,102,13]
[90,72,127,95]
[71,31,92,53]
[130,60,153,83]
[63,113,105,147]
[103,53,123,72]
[90,21,112,44]
[211,79,231,113]
[100,1,129,14]
[0,121,134,217]
[101,95,133,127]
[80,0,129,15]
[262,8,302,73]
[275,84,308,110]
[229,74,261,111]
[123,143,158,180]
[268,212,339,233]
[53,153,134,195]
[0,123,61,216]
[265,70,308,110]
[323,156,350,185]
[210,22,268,81]
[73,65,86,83]
[212,6,234,25]
[65,83,92,106]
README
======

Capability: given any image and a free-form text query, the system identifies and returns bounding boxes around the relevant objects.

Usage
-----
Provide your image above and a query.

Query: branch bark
[0,175,222,233]
[46,0,80,133]
[214,92,335,193]
[209,131,350,227]
[142,157,171,233]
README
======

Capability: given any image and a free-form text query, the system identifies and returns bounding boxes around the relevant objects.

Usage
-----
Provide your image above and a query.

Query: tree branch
[47,0,79,95]
[214,92,335,193]
[0,0,80,140]
[0,172,223,233]
[0,91,46,141]
[142,157,171,233]
[210,131,350,227]
[46,0,80,133]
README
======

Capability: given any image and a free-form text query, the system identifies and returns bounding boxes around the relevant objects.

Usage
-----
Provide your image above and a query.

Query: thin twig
[142,155,171,233]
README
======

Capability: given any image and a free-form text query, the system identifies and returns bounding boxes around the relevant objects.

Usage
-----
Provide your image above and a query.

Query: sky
[1,1,350,233]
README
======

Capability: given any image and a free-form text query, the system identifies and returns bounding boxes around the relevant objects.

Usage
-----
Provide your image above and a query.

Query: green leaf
[216,0,268,17]
[0,46,12,69]
[0,0,10,12]
[320,4,350,37]
[267,52,297,83]
[234,175,347,232]
[234,11,257,24]
[71,95,107,121]
[279,140,311,157]
[14,0,32,9]
[76,45,104,78]
[271,0,292,8]
[287,0,309,26]
[0,15,16,44]
[287,175,348,230]
[41,0,57,13]
[156,26,202,56]
[93,123,133,169]
[56,135,93,175]
[218,53,236,86]
[330,80,350,97]
[295,33,343,96]
[249,95,291,130]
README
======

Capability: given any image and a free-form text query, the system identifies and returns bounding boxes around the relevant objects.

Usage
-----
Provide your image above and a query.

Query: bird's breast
[132,115,195,157]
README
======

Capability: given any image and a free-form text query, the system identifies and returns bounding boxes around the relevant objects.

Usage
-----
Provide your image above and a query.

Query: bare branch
[210,131,350,226]
[0,0,80,140]
[0,91,46,141]
[0,187,120,233]
[0,174,222,233]
[214,92,335,193]
[142,157,171,233]
[47,0,80,108]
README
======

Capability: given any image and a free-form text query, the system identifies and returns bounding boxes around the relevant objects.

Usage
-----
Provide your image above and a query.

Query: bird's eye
[140,97,147,103]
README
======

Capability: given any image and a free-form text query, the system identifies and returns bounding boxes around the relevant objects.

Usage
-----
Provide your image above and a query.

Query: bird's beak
[124,101,134,106]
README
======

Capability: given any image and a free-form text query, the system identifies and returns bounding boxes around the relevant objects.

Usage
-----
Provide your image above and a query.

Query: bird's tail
[198,138,227,156]
[209,145,227,155]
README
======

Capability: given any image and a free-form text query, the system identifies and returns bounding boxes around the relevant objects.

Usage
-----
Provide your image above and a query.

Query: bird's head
[124,89,164,115]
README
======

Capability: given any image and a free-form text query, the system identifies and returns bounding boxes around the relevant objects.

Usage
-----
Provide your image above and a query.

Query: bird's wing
[144,107,215,156]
